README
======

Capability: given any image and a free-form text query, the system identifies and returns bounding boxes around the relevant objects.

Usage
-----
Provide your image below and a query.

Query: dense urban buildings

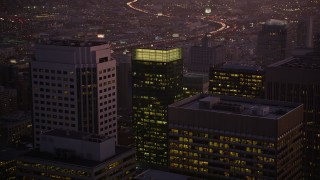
[31,40,118,147]
[266,49,320,179]
[168,94,303,179]
[1,0,320,179]
[16,129,136,179]
[209,63,265,98]
[132,47,183,169]
[256,19,294,65]
[188,34,225,73]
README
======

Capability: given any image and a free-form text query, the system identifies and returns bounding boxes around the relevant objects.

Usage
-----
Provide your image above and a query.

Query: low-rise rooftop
[44,129,111,143]
[216,63,264,72]
[183,73,208,78]
[19,146,133,168]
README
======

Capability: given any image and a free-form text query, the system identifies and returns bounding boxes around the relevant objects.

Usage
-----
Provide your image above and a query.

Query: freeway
[127,0,171,17]
[114,0,229,50]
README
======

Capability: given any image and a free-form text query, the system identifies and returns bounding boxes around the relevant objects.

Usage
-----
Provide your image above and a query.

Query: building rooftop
[183,73,208,78]
[44,129,112,143]
[134,169,191,180]
[269,52,320,70]
[132,48,182,62]
[216,63,264,72]
[38,39,108,47]
[172,94,300,120]
[136,46,178,50]
[19,146,133,168]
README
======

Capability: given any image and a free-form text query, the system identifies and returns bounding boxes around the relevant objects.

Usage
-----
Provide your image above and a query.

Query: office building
[113,53,134,147]
[16,129,136,179]
[168,94,303,179]
[0,64,17,86]
[297,17,313,48]
[188,34,225,73]
[118,126,134,147]
[0,63,31,111]
[209,63,264,98]
[132,47,183,168]
[0,111,32,144]
[266,50,320,178]
[0,86,17,116]
[256,19,294,65]
[115,53,132,117]
[31,40,117,147]
[182,73,209,98]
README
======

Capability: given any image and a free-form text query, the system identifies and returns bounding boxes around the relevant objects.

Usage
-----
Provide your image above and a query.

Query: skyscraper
[115,53,132,117]
[168,94,303,179]
[31,40,117,147]
[188,34,225,73]
[266,50,320,178]
[256,19,294,65]
[297,17,313,48]
[132,47,183,168]
[209,63,265,98]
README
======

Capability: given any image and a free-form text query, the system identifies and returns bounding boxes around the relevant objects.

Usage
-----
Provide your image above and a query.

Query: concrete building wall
[32,42,117,147]
[40,134,115,161]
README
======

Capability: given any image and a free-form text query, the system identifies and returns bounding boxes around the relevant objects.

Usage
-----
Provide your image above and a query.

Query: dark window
[99,57,109,63]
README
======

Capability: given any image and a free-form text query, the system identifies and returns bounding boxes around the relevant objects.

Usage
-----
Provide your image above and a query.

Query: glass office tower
[132,48,183,169]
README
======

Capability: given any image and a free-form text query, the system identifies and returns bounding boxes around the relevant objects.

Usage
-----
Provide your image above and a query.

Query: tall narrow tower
[31,40,117,147]
[256,19,293,65]
[132,47,183,168]
[297,17,313,48]
[189,34,225,73]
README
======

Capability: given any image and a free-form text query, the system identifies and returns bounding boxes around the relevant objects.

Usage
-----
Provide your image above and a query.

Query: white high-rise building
[31,40,117,147]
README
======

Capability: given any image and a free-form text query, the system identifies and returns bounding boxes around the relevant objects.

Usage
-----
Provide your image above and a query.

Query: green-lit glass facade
[132,48,183,168]
[209,66,265,98]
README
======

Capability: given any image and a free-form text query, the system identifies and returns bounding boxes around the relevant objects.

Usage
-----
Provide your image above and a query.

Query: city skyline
[1,0,320,179]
